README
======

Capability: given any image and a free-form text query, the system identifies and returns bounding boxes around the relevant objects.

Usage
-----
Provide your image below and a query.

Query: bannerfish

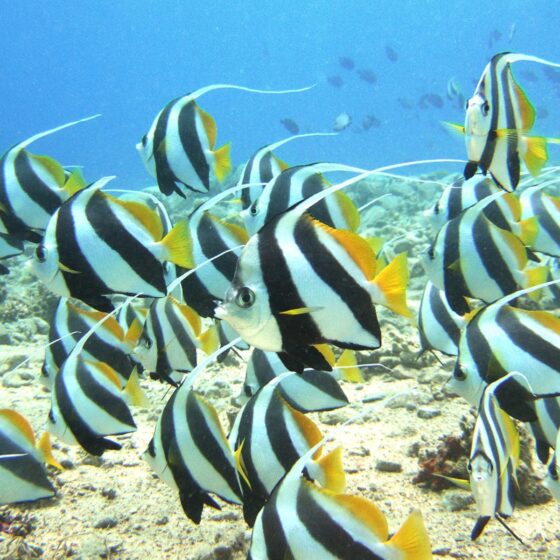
[519,185,560,256]
[237,132,335,210]
[248,441,432,559]
[357,69,377,84]
[0,116,96,241]
[468,376,520,541]
[31,177,193,312]
[135,295,218,386]
[0,232,24,274]
[327,76,344,88]
[362,114,381,130]
[338,56,355,70]
[216,198,410,372]
[423,193,545,315]
[241,163,361,236]
[333,112,352,132]
[418,280,469,356]
[229,374,346,526]
[143,371,243,523]
[42,298,141,388]
[240,347,353,411]
[385,44,399,62]
[446,52,560,191]
[0,409,62,505]
[280,118,300,135]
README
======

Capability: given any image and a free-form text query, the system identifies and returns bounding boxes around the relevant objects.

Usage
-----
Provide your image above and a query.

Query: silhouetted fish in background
[385,44,399,62]
[338,56,355,70]
[327,75,344,88]
[280,118,300,134]
[358,69,377,84]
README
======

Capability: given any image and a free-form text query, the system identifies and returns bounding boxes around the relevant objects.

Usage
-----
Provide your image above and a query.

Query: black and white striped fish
[0,232,24,274]
[417,280,469,356]
[0,409,61,505]
[31,178,193,311]
[248,440,432,559]
[240,347,351,411]
[468,376,520,541]
[137,84,314,196]
[134,295,217,385]
[424,193,545,315]
[143,347,243,523]
[519,185,560,256]
[42,298,141,388]
[229,373,345,526]
[216,202,410,372]
[0,116,96,241]
[241,163,361,235]
[446,53,560,191]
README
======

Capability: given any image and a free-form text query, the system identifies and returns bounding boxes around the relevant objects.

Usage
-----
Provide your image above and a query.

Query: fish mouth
[213,302,227,320]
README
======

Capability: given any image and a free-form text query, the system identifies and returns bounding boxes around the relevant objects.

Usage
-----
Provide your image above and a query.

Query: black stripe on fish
[250,350,277,390]
[259,485,293,558]
[447,177,465,221]
[151,302,173,378]
[165,298,197,369]
[293,214,381,348]
[419,283,460,352]
[181,269,217,318]
[301,173,335,228]
[14,151,61,216]
[500,63,521,189]
[264,168,296,226]
[442,217,471,315]
[478,59,501,175]
[85,191,166,295]
[178,101,210,191]
[530,193,560,254]
[296,483,385,559]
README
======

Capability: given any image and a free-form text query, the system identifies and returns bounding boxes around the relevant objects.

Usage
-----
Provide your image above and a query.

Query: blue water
[2,1,559,189]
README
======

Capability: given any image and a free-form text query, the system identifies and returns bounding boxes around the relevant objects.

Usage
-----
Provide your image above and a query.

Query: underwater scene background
[1,1,560,559]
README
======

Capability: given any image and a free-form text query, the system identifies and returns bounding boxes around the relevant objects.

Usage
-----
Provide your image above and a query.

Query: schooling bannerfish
[31,178,193,311]
[216,200,410,373]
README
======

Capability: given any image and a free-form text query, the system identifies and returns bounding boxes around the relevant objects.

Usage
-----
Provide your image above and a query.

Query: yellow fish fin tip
[160,220,193,268]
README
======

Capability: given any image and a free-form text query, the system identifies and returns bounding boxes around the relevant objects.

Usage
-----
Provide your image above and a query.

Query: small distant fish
[31,178,193,311]
[418,280,468,356]
[426,93,444,109]
[327,75,344,88]
[0,409,61,505]
[0,233,24,274]
[362,114,381,130]
[216,198,411,372]
[543,66,560,83]
[385,44,399,62]
[0,117,94,241]
[519,69,538,82]
[418,94,430,110]
[357,69,377,84]
[248,440,432,559]
[338,56,355,70]
[229,373,345,525]
[397,97,414,110]
[144,379,243,523]
[508,23,517,43]
[280,118,300,134]
[488,29,503,49]
[536,106,549,119]
[424,193,546,315]
[333,112,352,132]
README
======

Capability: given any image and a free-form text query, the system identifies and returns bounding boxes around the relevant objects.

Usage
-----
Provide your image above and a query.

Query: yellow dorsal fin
[501,192,521,222]
[273,154,289,171]
[512,77,536,130]
[160,220,194,268]
[63,168,87,196]
[309,215,376,280]
[334,494,389,541]
[526,308,560,335]
[58,262,81,274]
[516,217,539,247]
[316,446,346,493]
[124,318,144,349]
[234,439,252,489]
[498,408,520,469]
[196,105,217,148]
[371,252,412,317]
[89,360,123,389]
[524,266,548,300]
[198,325,220,355]
[106,195,163,240]
[284,397,323,457]
[213,142,232,182]
[523,136,548,177]
[173,297,201,336]
[193,392,231,449]
[495,226,527,270]
[125,369,150,408]
[37,432,63,470]
[314,344,336,368]
[0,409,35,447]
[68,302,124,341]
[335,191,360,231]
[335,349,363,382]
[365,236,386,257]
[30,154,66,186]
[388,510,432,560]
[207,213,249,244]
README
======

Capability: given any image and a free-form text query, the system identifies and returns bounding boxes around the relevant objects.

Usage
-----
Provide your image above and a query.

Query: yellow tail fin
[335,349,363,383]
[214,143,231,182]
[160,220,194,268]
[63,168,87,196]
[316,446,346,493]
[125,369,150,408]
[370,252,412,317]
[516,216,539,247]
[198,325,220,355]
[524,266,548,301]
[38,432,63,470]
[523,136,548,177]
[389,510,432,560]
[124,318,144,350]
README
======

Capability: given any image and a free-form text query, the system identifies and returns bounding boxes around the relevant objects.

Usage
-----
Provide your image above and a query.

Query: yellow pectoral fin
[213,143,231,182]
[63,168,87,196]
[314,344,336,368]
[30,154,66,186]
[58,262,81,274]
[234,440,252,489]
[279,306,323,316]
[523,135,548,177]
[196,105,217,148]
[37,432,63,470]
[441,121,465,136]
[125,369,150,408]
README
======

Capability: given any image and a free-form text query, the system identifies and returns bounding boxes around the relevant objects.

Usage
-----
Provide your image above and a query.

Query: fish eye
[465,100,469,110]
[143,336,153,349]
[481,101,490,116]
[453,364,466,380]
[243,385,253,397]
[434,202,440,215]
[488,463,494,473]
[35,244,47,263]
[141,135,148,147]
[235,287,255,308]
[250,203,258,217]
[48,409,55,422]
[467,461,472,473]
[426,244,435,259]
